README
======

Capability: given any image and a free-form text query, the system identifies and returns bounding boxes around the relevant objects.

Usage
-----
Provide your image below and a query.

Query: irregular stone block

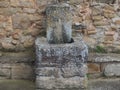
[12,14,31,29]
[104,64,120,77]
[0,0,9,8]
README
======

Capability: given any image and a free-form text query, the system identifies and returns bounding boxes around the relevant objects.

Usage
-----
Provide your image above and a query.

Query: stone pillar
[35,37,88,90]
[46,3,72,44]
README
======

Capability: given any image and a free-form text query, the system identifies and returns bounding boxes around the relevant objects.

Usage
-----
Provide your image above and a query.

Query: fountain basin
[35,37,88,90]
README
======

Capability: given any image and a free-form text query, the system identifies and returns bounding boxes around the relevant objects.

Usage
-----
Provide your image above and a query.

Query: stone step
[1,79,120,90]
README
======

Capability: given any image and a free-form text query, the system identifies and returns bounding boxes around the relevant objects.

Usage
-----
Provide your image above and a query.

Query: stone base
[35,37,88,89]
[36,76,87,89]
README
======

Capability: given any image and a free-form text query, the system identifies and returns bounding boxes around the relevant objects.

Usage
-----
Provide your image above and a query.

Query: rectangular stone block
[11,64,34,80]
[36,76,87,89]
[87,63,100,74]
[104,63,120,77]
[10,0,35,8]
[0,68,11,79]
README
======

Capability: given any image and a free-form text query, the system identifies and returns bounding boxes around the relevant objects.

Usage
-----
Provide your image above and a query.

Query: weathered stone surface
[88,63,100,74]
[36,37,88,64]
[11,64,34,79]
[104,64,120,77]
[88,53,120,62]
[12,14,31,29]
[23,8,36,14]
[0,68,11,79]
[0,0,9,8]
[36,76,87,89]
[46,4,72,44]
[35,37,88,89]
[0,51,35,63]
[61,63,87,78]
[36,67,60,77]
[10,0,35,8]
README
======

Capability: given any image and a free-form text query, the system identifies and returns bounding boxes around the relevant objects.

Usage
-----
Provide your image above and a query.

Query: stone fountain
[35,0,88,90]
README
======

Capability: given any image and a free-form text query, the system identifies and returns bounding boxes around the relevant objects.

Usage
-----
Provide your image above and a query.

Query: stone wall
[0,51,35,80]
[88,53,120,79]
[0,0,120,51]
[72,2,120,52]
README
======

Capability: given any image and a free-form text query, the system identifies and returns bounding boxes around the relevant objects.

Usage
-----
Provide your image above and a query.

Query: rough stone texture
[104,64,120,77]
[35,37,88,89]
[46,3,72,44]
[87,53,120,78]
[88,53,120,62]
[88,63,100,73]
[36,76,87,89]
[0,0,120,51]
[0,51,35,80]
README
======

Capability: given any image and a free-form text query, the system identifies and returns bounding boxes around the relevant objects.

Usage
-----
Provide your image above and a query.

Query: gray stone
[36,67,61,78]
[104,64,120,77]
[46,3,72,44]
[35,37,88,89]
[89,53,120,62]
[0,68,11,79]
[61,63,87,78]
[88,79,120,90]
[36,76,87,89]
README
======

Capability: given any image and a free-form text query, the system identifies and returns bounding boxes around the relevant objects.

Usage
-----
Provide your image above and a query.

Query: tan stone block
[103,5,115,11]
[22,36,34,47]
[11,40,19,45]
[111,26,117,31]
[73,16,83,23]
[105,31,115,36]
[93,21,108,26]
[87,30,97,35]
[104,36,114,41]
[12,14,31,29]
[103,9,115,14]
[0,8,11,16]
[83,36,96,46]
[12,33,19,40]
[1,42,15,50]
[104,41,113,44]
[92,7,101,15]
[0,0,9,8]
[10,0,35,8]
[104,13,115,18]
[23,8,36,14]
[0,32,6,39]
[92,15,104,21]
[11,64,34,79]
[87,63,100,74]
[114,20,120,25]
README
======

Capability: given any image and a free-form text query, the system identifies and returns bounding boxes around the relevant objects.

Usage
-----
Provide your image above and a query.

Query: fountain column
[35,1,88,90]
